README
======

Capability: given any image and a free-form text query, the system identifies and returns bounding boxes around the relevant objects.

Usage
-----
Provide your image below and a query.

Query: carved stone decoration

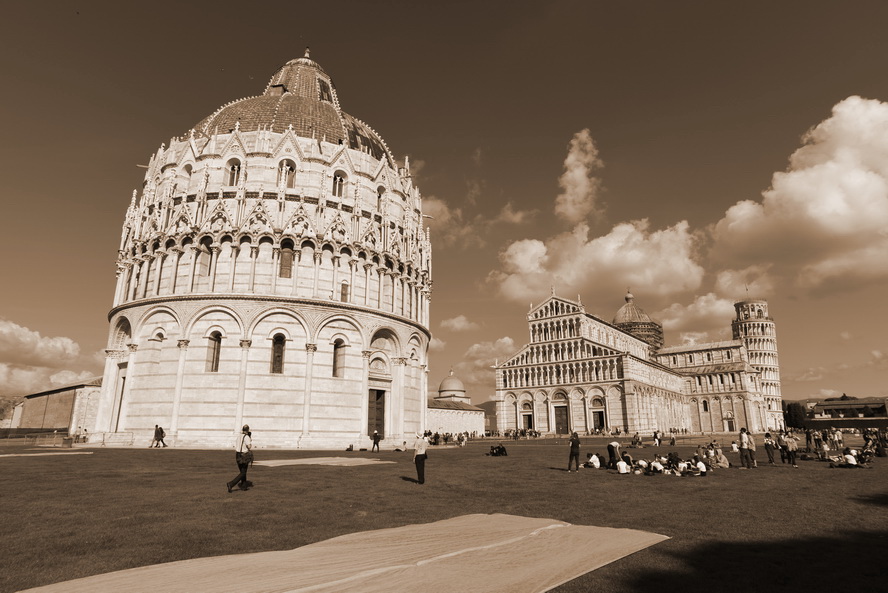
[177,340,190,349]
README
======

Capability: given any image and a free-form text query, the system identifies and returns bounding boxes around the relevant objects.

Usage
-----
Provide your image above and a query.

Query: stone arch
[110,316,133,349]
[369,327,402,357]
[134,306,182,339]
[185,305,244,339]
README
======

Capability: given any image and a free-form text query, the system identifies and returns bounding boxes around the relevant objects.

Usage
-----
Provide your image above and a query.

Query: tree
[784,402,807,428]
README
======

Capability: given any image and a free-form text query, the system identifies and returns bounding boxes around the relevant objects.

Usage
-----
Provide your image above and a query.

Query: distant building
[15,378,102,435]
[426,371,485,437]
[492,292,784,435]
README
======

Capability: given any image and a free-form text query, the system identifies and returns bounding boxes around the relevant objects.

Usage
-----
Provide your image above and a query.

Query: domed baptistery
[93,50,432,449]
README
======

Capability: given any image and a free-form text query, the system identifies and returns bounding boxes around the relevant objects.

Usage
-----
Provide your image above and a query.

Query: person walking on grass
[227,425,253,493]
[412,432,428,484]
[371,430,381,452]
[567,432,581,472]
[764,432,777,465]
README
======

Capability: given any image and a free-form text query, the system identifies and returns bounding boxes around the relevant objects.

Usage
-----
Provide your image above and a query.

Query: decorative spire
[304,46,311,59]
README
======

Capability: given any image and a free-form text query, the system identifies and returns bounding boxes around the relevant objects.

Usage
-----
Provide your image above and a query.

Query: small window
[702,400,709,412]
[279,242,294,278]
[271,334,285,374]
[332,339,346,377]
[340,282,349,303]
[706,352,712,362]
[280,159,297,189]
[226,159,241,186]
[726,351,732,360]
[206,331,222,372]
[377,186,385,211]
[332,172,346,198]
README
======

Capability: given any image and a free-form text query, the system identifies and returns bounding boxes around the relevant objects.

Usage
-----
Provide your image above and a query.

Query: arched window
[377,186,385,211]
[702,400,709,412]
[226,159,241,186]
[206,331,222,372]
[332,339,346,377]
[279,240,294,278]
[340,281,349,303]
[332,171,346,197]
[280,159,297,189]
[270,334,285,374]
[198,237,213,276]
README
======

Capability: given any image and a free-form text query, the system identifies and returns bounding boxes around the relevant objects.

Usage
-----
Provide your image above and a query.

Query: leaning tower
[92,50,432,449]
[731,299,781,399]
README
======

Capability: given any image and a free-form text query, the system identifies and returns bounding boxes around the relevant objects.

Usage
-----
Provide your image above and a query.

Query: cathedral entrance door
[592,411,605,429]
[725,418,735,432]
[367,390,385,437]
[522,413,534,430]
[554,406,569,434]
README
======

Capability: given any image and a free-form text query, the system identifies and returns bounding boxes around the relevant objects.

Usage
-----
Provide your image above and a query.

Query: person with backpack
[227,425,254,492]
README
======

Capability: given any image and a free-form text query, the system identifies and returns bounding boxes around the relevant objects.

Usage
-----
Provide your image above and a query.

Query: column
[331,255,340,296]
[291,249,300,296]
[376,268,384,309]
[94,349,128,434]
[312,252,321,297]
[235,340,251,431]
[169,248,182,294]
[348,259,357,304]
[209,246,220,292]
[114,344,139,432]
[302,344,317,435]
[248,245,258,292]
[393,357,407,440]
[363,264,372,306]
[271,247,280,292]
[169,340,189,435]
[152,252,165,296]
[228,244,238,291]
[187,245,198,292]
[127,261,139,301]
[360,350,371,438]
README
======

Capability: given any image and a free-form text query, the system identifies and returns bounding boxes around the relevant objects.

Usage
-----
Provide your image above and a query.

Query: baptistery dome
[193,49,393,166]
[93,52,433,450]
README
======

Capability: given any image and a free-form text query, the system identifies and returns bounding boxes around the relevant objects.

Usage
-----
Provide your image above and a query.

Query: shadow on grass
[622,530,886,593]
[855,492,888,507]
[400,476,420,483]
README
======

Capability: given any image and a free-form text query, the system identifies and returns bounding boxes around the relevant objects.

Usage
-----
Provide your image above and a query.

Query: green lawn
[2,436,885,593]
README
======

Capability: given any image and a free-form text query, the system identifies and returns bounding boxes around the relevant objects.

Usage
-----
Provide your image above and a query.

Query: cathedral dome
[192,49,394,166]
[613,291,654,325]
[438,371,466,394]
[613,292,664,349]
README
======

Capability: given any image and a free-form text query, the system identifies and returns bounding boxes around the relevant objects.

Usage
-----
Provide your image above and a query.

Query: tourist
[738,428,753,469]
[227,425,253,493]
[412,432,429,484]
[371,430,381,452]
[584,453,601,469]
[567,432,581,472]
[776,431,788,463]
[784,430,799,467]
[693,455,708,476]
[607,440,621,469]
[747,431,758,467]
[713,448,731,468]
[763,432,777,465]
[616,457,631,474]
[669,431,676,446]
[152,425,167,448]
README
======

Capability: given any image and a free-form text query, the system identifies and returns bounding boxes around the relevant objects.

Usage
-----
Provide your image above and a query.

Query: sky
[1,1,887,403]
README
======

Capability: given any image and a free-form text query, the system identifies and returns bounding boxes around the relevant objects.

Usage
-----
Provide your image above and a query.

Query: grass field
[2,435,886,593]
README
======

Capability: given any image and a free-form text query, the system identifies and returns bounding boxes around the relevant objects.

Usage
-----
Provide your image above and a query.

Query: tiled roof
[657,340,742,354]
[427,399,483,412]
[191,53,393,166]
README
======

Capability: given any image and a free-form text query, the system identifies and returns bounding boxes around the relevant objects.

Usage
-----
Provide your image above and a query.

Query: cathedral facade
[92,51,432,449]
[493,293,783,435]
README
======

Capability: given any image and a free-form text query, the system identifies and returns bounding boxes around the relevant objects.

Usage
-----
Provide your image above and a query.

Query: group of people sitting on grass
[580,447,721,476]
[828,446,872,468]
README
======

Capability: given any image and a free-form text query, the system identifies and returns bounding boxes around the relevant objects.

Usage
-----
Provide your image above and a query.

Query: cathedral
[493,292,784,435]
[91,50,433,449]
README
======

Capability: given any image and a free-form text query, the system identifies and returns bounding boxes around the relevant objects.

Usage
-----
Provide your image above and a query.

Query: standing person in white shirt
[412,433,428,484]
[227,425,253,493]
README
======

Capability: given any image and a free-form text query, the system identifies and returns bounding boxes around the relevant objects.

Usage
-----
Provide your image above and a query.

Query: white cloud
[711,96,888,292]
[868,350,887,369]
[0,319,81,368]
[428,337,447,351]
[840,331,852,341]
[655,293,736,334]
[440,315,481,332]
[714,266,775,299]
[554,129,605,224]
[423,196,535,250]
[49,369,97,386]
[453,337,517,389]
[785,366,827,382]
[491,219,704,305]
